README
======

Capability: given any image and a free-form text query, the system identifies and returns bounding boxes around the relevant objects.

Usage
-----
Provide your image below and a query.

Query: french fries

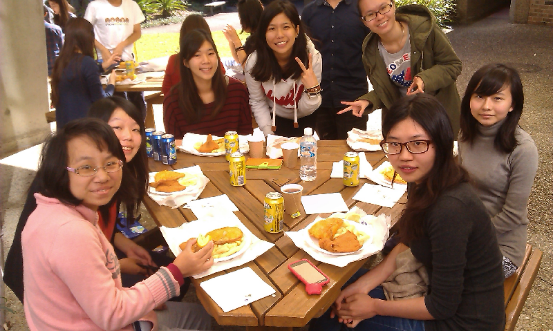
[334,221,370,245]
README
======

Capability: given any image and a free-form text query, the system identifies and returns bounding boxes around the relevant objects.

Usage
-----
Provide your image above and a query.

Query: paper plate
[148,171,202,196]
[305,219,372,256]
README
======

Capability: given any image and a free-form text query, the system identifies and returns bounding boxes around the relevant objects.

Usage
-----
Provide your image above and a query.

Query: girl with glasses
[21,119,213,331]
[245,0,322,136]
[458,64,538,278]
[310,94,505,331]
[338,0,462,135]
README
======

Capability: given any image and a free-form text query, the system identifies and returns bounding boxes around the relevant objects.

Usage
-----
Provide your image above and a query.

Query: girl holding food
[21,118,213,330]
[310,94,505,330]
[458,63,538,278]
[50,17,119,129]
[245,0,322,137]
[163,29,253,138]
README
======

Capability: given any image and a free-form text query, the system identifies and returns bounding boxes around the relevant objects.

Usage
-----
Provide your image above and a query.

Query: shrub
[153,0,187,18]
[135,0,158,15]
[395,0,456,27]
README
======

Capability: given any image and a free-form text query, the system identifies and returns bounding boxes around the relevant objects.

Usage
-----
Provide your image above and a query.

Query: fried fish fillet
[381,166,407,184]
[197,134,221,153]
[154,181,186,192]
[206,227,243,245]
[319,230,361,253]
[308,218,344,240]
[154,170,185,183]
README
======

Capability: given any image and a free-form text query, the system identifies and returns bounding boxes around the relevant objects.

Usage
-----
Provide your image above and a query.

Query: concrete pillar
[0,0,51,158]
[510,0,531,23]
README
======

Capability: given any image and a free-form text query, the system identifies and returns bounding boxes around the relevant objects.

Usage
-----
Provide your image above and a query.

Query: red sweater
[163,77,253,138]
[162,54,226,96]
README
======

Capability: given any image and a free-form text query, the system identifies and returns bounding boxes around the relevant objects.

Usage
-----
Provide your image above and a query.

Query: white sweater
[245,40,322,135]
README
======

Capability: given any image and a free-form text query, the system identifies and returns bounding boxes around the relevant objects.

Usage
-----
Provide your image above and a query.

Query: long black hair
[88,96,148,225]
[383,94,469,243]
[50,18,95,107]
[35,118,137,212]
[459,63,524,154]
[237,0,264,55]
[177,29,227,123]
[249,0,309,82]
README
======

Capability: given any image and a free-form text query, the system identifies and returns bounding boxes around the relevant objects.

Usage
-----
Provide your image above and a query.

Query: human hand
[119,257,149,275]
[113,43,125,59]
[173,239,214,277]
[100,49,113,64]
[336,293,379,322]
[338,100,370,117]
[126,243,156,268]
[330,280,369,319]
[295,53,319,91]
[406,76,425,95]
[108,70,117,85]
[101,52,122,71]
[222,24,241,47]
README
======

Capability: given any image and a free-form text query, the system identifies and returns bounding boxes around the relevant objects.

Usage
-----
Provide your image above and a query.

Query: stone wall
[455,0,511,23]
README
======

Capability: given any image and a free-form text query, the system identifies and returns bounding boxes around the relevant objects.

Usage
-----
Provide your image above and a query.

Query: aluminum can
[145,128,155,158]
[343,152,360,187]
[229,151,246,186]
[263,192,284,233]
[161,134,177,165]
[224,131,239,161]
[152,131,164,162]
[125,60,135,79]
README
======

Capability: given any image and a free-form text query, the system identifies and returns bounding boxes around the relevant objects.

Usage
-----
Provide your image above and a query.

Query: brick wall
[527,0,553,25]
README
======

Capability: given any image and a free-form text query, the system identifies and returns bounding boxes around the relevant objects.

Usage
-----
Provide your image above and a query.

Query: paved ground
[1,5,552,331]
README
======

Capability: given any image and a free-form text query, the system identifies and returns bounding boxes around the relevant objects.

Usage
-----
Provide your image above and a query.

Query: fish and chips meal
[358,137,381,145]
[149,170,187,193]
[179,226,245,260]
[194,134,224,153]
[271,137,300,149]
[380,164,407,184]
[308,218,369,253]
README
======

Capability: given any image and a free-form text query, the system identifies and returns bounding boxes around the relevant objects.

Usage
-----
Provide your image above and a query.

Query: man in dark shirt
[302,0,370,140]
[44,5,63,76]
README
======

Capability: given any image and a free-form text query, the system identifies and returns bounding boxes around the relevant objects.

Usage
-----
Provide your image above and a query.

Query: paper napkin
[352,183,406,208]
[184,194,239,219]
[301,193,349,215]
[330,152,373,178]
[200,267,276,312]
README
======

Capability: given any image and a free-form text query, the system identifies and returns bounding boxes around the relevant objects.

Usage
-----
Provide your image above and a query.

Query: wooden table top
[114,76,163,92]
[143,140,406,330]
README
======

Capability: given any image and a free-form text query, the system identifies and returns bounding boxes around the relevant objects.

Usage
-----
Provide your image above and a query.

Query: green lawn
[135,31,249,62]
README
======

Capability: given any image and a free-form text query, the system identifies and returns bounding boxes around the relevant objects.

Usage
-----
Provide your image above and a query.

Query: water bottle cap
[304,127,313,136]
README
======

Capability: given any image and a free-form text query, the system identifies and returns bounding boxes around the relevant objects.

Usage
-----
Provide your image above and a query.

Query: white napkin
[138,56,170,72]
[265,133,319,159]
[353,183,406,208]
[301,193,349,215]
[200,267,276,312]
[184,194,239,219]
[147,166,209,208]
[346,128,383,152]
[330,152,373,178]
[285,213,390,267]
[158,214,274,278]
[178,133,249,156]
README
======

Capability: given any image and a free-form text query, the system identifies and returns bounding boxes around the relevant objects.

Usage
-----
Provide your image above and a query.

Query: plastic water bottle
[300,127,317,181]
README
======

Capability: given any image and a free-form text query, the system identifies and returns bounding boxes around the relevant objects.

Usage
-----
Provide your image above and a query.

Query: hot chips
[334,221,370,245]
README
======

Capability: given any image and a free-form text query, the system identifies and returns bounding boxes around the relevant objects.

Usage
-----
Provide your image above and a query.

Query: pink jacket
[22,194,180,331]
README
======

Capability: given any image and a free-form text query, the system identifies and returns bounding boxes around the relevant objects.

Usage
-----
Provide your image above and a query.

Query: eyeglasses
[66,160,123,177]
[380,140,432,155]
[361,2,394,22]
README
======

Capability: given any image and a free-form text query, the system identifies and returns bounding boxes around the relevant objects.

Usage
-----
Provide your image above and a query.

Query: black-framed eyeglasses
[361,2,394,22]
[66,160,123,177]
[380,140,432,155]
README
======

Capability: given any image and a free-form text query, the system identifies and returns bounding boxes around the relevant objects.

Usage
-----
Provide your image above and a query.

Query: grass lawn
[135,31,249,62]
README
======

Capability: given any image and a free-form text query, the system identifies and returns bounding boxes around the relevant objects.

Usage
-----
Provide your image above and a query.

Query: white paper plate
[346,129,383,152]
[179,133,249,157]
[214,235,251,263]
[148,171,203,196]
[305,219,372,256]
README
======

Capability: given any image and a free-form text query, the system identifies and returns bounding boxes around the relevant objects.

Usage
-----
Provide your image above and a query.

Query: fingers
[294,57,307,72]
[308,52,313,68]
[337,106,353,115]
[197,241,214,261]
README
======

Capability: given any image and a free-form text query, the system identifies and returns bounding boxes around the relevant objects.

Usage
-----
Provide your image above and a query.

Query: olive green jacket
[358,4,462,134]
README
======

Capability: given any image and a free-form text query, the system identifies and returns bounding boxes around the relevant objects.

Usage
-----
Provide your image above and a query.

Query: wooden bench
[204,0,226,15]
[503,243,542,331]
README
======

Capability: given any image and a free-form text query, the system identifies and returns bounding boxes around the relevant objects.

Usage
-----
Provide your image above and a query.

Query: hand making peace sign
[295,53,319,90]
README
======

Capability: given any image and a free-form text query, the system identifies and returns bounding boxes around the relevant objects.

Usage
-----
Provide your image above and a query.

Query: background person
[458,63,538,278]
[48,0,76,32]
[163,29,252,137]
[310,94,505,331]
[339,0,462,135]
[84,0,147,119]
[302,0,371,140]
[50,17,119,129]
[245,0,322,137]
[44,5,64,77]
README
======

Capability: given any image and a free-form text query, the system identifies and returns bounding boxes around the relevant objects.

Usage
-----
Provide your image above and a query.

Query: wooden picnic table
[143,140,406,330]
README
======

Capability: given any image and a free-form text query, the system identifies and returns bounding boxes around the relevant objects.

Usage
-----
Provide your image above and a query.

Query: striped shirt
[163,77,253,138]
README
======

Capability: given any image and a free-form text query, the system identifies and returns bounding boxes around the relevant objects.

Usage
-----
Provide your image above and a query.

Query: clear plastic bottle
[299,127,317,181]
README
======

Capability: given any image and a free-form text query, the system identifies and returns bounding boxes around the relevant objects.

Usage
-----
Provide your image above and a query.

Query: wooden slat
[504,248,542,331]
[504,244,532,306]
